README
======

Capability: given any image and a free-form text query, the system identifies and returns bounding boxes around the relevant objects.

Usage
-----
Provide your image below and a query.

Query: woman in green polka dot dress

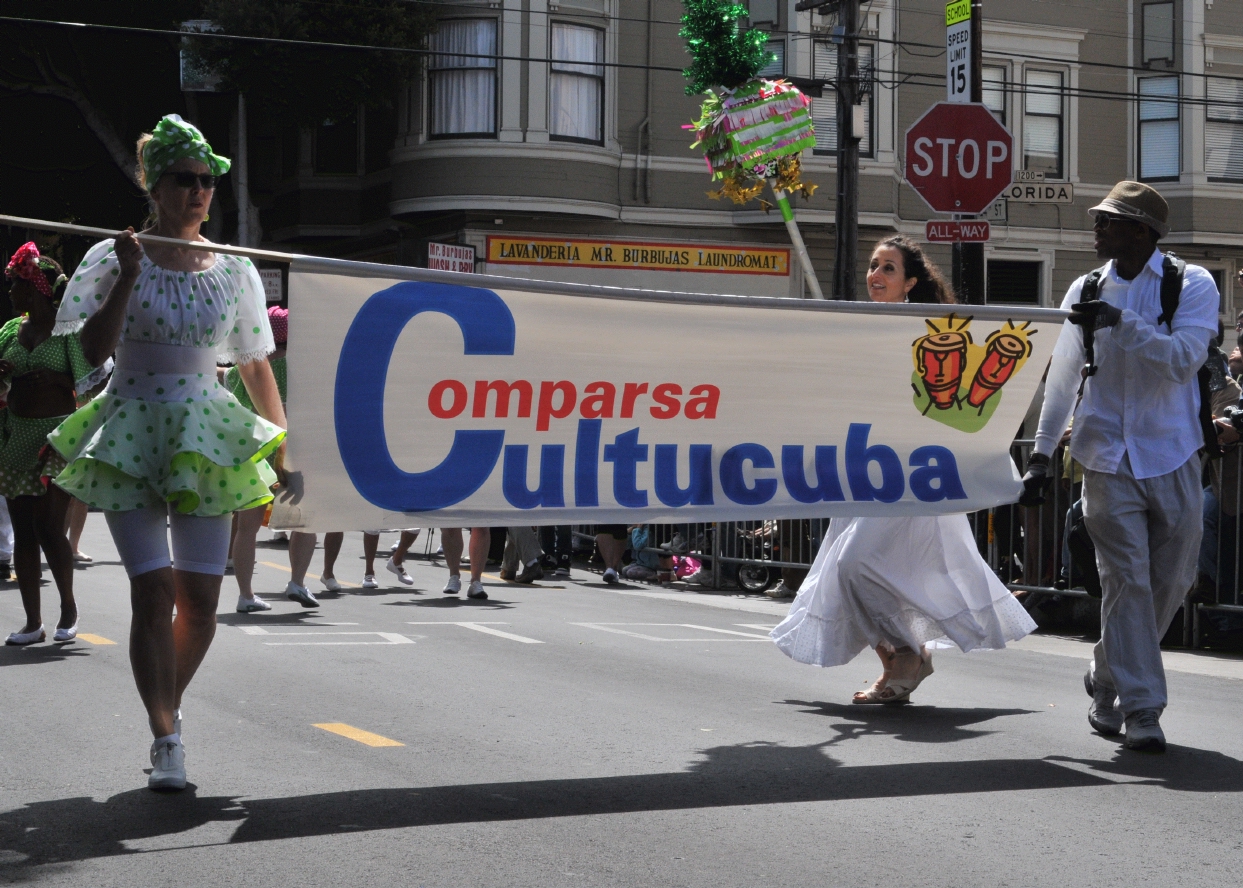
[0,245,105,648]
[48,115,287,792]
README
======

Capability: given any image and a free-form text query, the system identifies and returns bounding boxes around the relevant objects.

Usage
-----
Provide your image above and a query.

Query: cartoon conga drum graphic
[967,329,1034,412]
[915,330,968,412]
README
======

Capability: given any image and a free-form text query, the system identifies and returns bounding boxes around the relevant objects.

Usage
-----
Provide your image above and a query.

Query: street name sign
[1005,182,1075,203]
[904,102,1014,214]
[945,0,971,103]
[926,220,990,243]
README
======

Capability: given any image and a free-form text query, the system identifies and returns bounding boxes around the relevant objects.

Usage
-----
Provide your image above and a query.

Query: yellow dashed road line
[258,560,361,589]
[77,633,116,645]
[313,723,404,747]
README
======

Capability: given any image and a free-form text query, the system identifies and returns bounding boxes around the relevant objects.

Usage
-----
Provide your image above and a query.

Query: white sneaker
[466,580,488,600]
[362,574,378,589]
[53,623,78,642]
[236,594,271,613]
[602,567,619,585]
[683,569,710,586]
[148,738,186,791]
[386,558,414,585]
[320,576,343,592]
[1124,708,1166,752]
[443,574,462,595]
[285,581,319,608]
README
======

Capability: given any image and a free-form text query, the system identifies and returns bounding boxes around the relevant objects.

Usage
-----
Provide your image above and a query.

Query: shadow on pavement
[0,740,1148,870]
[402,598,514,610]
[0,643,94,668]
[780,700,1039,744]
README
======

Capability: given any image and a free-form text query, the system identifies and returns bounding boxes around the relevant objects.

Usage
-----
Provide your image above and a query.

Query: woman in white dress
[770,236,1036,704]
[49,116,286,789]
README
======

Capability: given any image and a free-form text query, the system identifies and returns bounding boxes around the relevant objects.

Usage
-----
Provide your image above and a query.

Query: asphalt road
[2,519,1242,887]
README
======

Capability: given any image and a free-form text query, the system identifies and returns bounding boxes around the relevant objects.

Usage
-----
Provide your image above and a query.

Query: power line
[0,14,689,74]
[3,12,1241,111]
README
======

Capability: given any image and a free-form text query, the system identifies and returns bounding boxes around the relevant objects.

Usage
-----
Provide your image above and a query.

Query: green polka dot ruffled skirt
[48,393,285,517]
[0,412,70,499]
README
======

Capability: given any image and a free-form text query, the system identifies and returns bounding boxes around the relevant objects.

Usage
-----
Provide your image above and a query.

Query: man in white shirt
[1021,181,1220,752]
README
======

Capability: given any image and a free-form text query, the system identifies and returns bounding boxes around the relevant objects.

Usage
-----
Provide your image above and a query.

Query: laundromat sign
[486,236,790,276]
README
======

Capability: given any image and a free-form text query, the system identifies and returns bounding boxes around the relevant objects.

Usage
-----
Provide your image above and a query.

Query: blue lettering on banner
[574,419,601,507]
[603,427,649,507]
[335,286,970,512]
[781,445,845,503]
[845,423,905,503]
[653,443,714,506]
[503,444,566,508]
[908,445,968,502]
[719,443,778,506]
[334,282,513,511]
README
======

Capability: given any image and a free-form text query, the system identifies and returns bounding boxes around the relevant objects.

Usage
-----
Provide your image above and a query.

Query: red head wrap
[268,305,288,344]
[4,242,60,300]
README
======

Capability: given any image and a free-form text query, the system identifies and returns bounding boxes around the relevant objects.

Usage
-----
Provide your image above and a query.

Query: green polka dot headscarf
[141,114,231,190]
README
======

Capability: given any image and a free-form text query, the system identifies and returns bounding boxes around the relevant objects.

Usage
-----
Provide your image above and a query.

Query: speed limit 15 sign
[946,0,971,104]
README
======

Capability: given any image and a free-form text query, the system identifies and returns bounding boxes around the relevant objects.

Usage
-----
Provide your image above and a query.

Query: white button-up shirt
[1035,249,1219,480]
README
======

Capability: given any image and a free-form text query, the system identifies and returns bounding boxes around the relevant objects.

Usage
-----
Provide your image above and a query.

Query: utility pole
[235,93,252,247]
[952,0,986,304]
[832,0,860,300]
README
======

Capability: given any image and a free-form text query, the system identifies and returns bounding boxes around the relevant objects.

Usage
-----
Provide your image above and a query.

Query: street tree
[187,0,435,128]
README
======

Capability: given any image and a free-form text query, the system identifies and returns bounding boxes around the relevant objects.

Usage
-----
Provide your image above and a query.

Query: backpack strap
[1078,265,1108,380]
[1157,253,1186,330]
[1154,252,1221,459]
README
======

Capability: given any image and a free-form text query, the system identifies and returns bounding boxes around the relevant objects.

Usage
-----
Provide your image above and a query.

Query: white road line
[405,621,544,644]
[735,623,780,633]
[235,625,412,645]
[569,623,769,642]
[235,623,359,636]
[679,624,771,639]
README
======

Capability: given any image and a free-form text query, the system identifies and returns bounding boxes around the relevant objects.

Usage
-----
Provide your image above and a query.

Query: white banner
[275,267,1062,531]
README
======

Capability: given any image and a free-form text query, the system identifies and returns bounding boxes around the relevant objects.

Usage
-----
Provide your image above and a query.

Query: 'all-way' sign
[925,219,991,243]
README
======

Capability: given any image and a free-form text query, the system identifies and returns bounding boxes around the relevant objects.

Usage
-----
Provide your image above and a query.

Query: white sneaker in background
[386,558,414,585]
[443,574,462,595]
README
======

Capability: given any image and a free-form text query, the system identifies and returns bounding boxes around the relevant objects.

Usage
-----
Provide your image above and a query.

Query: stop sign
[904,102,1013,214]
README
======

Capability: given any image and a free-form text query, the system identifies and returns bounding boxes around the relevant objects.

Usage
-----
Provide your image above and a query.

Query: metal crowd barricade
[1192,441,1243,647]
[563,438,1243,650]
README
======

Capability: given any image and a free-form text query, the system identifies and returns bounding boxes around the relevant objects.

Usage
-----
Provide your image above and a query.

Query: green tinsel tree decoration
[679,0,774,95]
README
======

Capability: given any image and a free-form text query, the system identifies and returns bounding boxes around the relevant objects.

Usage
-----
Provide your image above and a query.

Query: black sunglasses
[1092,211,1142,231]
[165,171,218,190]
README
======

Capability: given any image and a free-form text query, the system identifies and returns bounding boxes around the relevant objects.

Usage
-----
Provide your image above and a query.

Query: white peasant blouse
[53,239,274,367]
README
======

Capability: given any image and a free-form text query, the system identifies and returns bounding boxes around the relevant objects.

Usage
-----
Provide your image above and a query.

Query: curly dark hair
[873,236,956,304]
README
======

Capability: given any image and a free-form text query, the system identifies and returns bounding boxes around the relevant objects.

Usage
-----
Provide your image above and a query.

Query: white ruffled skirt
[770,515,1036,667]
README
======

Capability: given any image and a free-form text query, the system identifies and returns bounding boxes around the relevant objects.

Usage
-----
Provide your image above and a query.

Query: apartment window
[812,42,874,158]
[1138,77,1179,180]
[314,116,358,175]
[987,260,1041,306]
[758,38,784,78]
[429,19,497,137]
[748,0,778,26]
[1023,70,1063,178]
[1142,3,1175,66]
[550,23,604,143]
[1207,77,1243,181]
[982,65,1007,126]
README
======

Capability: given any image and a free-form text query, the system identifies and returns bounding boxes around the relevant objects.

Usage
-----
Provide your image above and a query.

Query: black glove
[1019,452,1053,507]
[1068,300,1122,330]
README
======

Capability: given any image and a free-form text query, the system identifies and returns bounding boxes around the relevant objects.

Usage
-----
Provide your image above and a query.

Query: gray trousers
[501,526,543,572]
[1082,452,1201,714]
